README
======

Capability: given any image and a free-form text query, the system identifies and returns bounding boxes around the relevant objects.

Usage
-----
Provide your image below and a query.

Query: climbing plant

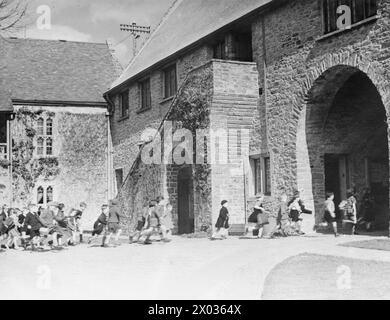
[168,66,214,232]
[12,108,60,202]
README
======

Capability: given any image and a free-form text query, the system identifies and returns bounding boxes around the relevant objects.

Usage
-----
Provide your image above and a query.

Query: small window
[46,186,53,203]
[264,157,271,195]
[37,186,44,204]
[164,65,177,99]
[250,156,271,196]
[323,0,377,34]
[252,158,262,195]
[213,40,226,60]
[46,118,53,135]
[37,118,44,136]
[119,90,129,119]
[139,78,151,111]
[115,168,123,192]
[36,117,54,157]
[37,137,44,156]
[46,138,53,155]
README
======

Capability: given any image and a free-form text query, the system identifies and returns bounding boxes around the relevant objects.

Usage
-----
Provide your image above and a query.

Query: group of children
[211,187,372,240]
[0,194,175,250]
[321,188,374,237]
[0,187,373,250]
[0,201,87,251]
[212,191,313,240]
[128,196,173,245]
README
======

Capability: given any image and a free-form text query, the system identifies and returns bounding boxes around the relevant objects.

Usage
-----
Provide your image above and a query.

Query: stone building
[0,37,119,227]
[105,0,390,234]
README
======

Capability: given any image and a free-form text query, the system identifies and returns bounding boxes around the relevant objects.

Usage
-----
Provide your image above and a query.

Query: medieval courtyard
[2,233,390,300]
[1,0,390,302]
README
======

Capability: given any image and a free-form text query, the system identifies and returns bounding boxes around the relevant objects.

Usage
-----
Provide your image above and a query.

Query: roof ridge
[3,36,108,45]
[120,0,185,74]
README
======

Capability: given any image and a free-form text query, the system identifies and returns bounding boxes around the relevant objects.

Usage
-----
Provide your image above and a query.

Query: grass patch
[340,239,390,252]
[262,253,390,300]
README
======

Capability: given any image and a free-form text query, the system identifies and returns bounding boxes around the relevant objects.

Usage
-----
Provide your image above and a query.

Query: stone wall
[115,59,259,234]
[11,105,109,228]
[250,0,390,230]
[210,60,259,229]
[110,45,213,186]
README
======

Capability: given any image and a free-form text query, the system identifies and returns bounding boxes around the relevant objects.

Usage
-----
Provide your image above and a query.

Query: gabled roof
[0,37,120,104]
[110,0,274,91]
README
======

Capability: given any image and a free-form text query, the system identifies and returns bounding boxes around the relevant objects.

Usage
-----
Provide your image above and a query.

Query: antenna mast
[120,23,151,59]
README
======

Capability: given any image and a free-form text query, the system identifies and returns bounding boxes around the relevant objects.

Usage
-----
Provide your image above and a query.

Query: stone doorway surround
[266,50,390,234]
[295,58,390,232]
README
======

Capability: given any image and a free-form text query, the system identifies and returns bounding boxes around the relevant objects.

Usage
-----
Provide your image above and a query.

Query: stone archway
[296,64,389,231]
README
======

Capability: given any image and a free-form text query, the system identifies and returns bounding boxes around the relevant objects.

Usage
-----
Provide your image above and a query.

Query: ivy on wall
[12,108,60,202]
[168,67,213,232]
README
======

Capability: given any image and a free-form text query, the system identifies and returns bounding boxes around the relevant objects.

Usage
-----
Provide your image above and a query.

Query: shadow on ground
[261,253,390,300]
[340,239,390,252]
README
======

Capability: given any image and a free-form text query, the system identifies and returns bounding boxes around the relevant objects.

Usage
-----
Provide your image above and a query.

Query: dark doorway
[325,154,350,219]
[305,66,389,231]
[325,154,341,206]
[177,167,194,234]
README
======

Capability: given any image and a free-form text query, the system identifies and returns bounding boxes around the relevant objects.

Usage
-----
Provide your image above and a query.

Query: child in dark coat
[88,204,109,245]
[211,200,229,240]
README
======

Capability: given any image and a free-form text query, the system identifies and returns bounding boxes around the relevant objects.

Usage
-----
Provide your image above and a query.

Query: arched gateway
[297,64,389,232]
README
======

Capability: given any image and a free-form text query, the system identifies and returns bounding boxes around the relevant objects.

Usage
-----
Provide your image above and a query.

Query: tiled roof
[110,0,273,90]
[0,37,120,104]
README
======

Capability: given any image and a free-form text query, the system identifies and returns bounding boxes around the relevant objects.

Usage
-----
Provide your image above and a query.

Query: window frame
[37,117,44,136]
[36,117,54,157]
[249,155,272,196]
[263,156,271,196]
[37,186,44,205]
[322,0,378,36]
[138,78,152,113]
[119,90,130,119]
[46,118,53,136]
[37,185,54,206]
[163,64,177,99]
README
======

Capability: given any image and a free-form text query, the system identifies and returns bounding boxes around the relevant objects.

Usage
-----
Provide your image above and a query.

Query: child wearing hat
[211,200,230,240]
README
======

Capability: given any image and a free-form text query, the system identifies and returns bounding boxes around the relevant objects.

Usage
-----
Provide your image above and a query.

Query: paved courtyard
[1,234,390,300]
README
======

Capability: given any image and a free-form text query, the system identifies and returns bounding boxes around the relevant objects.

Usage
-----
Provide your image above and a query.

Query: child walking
[5,209,22,250]
[339,189,358,235]
[24,203,43,250]
[288,191,305,235]
[211,200,230,240]
[102,199,125,247]
[88,204,109,245]
[324,192,339,237]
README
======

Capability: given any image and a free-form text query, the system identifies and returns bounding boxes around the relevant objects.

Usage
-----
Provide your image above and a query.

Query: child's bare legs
[57,235,63,246]
[114,229,122,243]
[130,230,141,243]
[13,235,21,250]
[212,228,221,239]
[331,221,338,236]
[51,232,58,246]
[5,235,12,249]
[257,226,263,238]
[103,232,113,246]
[159,225,167,240]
